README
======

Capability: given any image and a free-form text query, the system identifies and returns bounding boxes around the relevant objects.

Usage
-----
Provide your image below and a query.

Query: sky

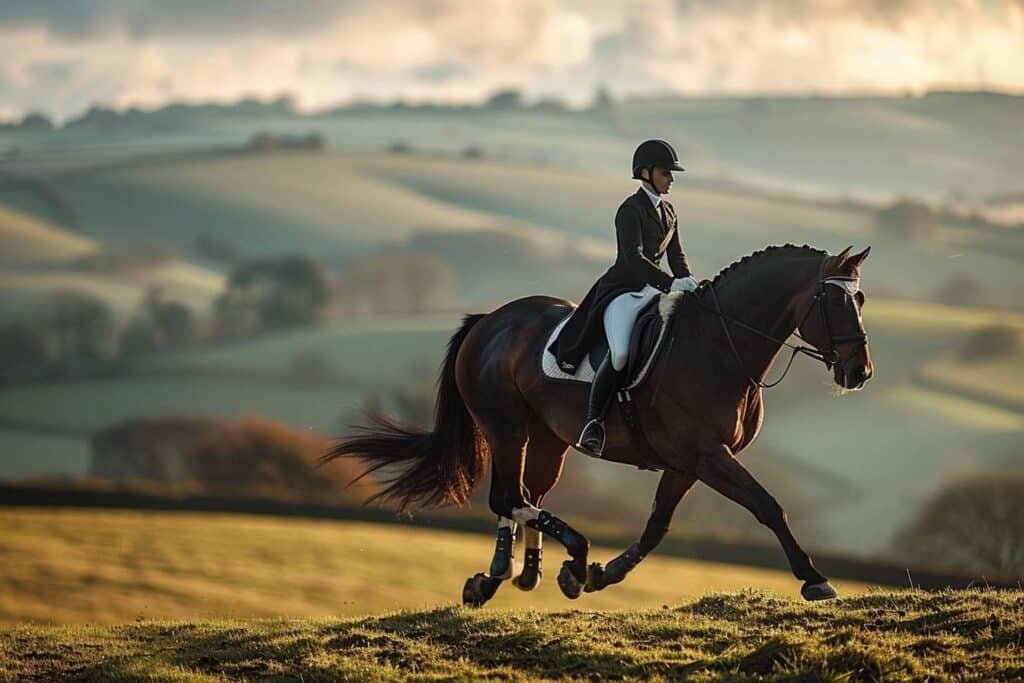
[1,0,1022,121]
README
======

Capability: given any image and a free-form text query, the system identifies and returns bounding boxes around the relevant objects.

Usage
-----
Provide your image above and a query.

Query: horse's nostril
[847,365,869,388]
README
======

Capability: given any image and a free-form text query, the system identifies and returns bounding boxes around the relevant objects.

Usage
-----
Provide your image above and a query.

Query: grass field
[0,508,876,626]
[2,589,1020,681]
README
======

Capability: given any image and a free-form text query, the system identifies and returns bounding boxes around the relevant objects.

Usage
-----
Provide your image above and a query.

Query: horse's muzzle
[844,364,871,390]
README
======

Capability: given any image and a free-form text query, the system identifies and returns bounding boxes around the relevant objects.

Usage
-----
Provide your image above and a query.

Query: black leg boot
[575,352,620,458]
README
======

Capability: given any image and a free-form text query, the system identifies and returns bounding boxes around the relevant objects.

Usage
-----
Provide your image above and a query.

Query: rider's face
[645,167,674,194]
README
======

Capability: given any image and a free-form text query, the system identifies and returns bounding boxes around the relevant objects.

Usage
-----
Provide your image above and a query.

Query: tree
[216,254,331,335]
[186,417,374,503]
[932,272,988,307]
[484,88,524,110]
[0,323,49,382]
[44,291,116,362]
[893,474,1024,578]
[957,325,1019,362]
[875,198,937,244]
[335,251,453,315]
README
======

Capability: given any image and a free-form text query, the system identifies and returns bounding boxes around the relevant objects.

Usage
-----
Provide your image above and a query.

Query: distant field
[0,508,870,625]
[3,150,1020,308]
[0,203,97,266]
[0,374,361,438]
[136,312,459,384]
[0,200,224,319]
[3,588,1020,682]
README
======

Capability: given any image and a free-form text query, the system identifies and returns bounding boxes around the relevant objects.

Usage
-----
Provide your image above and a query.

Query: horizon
[2,0,1022,122]
[4,84,1022,127]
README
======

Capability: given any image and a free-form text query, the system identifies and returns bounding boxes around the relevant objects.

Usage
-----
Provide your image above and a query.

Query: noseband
[700,255,868,389]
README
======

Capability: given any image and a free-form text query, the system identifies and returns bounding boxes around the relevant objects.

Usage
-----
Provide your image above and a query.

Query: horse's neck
[712,257,819,384]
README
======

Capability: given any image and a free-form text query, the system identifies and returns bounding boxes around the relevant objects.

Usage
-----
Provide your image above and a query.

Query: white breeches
[602,284,661,371]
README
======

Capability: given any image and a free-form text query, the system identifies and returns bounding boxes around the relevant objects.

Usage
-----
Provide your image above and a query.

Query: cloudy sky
[1,0,1022,121]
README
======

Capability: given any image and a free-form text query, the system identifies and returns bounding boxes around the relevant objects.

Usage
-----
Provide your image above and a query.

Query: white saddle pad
[541,291,685,387]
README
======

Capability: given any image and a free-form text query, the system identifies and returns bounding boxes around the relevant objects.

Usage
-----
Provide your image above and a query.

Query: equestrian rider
[548,139,698,457]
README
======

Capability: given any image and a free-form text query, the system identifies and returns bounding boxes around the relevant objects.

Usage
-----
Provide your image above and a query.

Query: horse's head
[797,246,873,391]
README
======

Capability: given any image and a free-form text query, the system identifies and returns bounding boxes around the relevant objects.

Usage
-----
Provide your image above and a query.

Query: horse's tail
[322,313,488,512]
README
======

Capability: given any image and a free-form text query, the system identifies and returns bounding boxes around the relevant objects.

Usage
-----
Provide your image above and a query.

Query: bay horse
[324,244,873,605]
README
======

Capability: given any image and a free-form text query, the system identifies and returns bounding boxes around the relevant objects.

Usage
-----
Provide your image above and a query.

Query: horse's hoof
[512,569,541,591]
[801,580,839,601]
[490,558,515,581]
[557,561,584,599]
[462,572,502,607]
[583,562,605,593]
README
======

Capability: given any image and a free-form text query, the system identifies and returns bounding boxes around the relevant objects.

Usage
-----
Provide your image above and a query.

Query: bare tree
[893,474,1024,578]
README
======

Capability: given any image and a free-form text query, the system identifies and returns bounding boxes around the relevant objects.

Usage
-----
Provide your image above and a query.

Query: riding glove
[670,276,698,293]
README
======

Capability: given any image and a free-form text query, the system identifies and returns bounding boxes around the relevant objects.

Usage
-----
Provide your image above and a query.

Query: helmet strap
[643,167,661,195]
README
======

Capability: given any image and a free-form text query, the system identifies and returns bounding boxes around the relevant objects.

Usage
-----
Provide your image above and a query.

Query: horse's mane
[708,243,828,288]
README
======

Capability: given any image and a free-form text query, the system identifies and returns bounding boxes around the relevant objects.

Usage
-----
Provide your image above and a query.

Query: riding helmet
[631,139,685,179]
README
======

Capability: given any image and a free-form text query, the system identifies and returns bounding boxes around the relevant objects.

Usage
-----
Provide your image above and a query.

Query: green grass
[0,508,871,626]
[2,590,1021,681]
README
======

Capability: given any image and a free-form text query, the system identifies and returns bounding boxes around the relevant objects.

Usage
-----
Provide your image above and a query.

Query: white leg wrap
[497,516,517,531]
[511,505,541,525]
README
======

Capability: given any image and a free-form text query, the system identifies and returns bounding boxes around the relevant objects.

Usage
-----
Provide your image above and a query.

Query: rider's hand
[670,276,698,293]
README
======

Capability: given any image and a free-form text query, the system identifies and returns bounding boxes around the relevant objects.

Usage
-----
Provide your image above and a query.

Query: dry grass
[0,507,874,626]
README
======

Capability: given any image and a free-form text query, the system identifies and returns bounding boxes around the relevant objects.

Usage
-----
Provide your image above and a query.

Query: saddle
[541,291,685,389]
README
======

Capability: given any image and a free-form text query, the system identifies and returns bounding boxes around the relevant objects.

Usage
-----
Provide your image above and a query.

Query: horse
[323,243,873,605]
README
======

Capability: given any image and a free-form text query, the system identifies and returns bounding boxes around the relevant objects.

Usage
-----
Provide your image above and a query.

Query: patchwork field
[0,507,871,625]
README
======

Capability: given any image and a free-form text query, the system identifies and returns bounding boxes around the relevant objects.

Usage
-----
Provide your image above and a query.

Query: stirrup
[575,418,606,458]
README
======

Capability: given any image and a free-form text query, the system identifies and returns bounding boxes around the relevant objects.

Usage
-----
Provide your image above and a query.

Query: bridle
[698,255,868,389]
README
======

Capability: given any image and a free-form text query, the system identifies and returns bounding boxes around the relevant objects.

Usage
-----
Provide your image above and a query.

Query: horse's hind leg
[462,469,520,607]
[482,419,591,600]
[513,416,568,591]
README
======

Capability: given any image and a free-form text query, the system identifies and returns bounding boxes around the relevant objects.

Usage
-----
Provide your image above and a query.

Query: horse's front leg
[585,470,697,592]
[695,442,837,601]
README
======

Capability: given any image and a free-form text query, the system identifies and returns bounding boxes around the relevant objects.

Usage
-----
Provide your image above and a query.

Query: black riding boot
[575,352,620,457]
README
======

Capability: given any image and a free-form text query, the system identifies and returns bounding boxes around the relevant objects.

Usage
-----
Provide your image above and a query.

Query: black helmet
[631,139,685,179]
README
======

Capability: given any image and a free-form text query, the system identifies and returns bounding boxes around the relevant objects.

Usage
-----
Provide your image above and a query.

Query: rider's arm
[665,226,692,278]
[615,204,673,293]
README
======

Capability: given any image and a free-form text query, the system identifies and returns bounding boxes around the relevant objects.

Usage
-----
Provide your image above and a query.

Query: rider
[548,139,698,457]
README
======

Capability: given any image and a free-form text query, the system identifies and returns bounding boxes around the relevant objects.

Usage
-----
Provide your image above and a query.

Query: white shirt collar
[641,183,662,208]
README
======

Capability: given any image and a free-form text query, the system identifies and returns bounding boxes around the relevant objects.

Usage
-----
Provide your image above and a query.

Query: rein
[695,255,867,389]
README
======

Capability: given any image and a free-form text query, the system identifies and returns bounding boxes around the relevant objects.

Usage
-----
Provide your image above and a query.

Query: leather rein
[697,255,868,389]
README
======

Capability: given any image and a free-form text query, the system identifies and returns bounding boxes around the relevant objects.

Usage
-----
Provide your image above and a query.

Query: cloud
[0,0,1021,120]
[0,1,356,38]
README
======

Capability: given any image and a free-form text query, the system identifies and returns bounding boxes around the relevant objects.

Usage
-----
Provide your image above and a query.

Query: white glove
[670,276,698,293]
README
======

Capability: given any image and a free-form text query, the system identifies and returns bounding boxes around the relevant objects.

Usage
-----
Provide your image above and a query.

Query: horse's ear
[829,245,853,273]
[843,246,871,273]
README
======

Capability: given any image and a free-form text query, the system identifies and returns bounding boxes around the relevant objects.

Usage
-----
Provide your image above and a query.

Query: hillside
[0,203,98,266]
[3,150,1019,308]
[2,589,1020,681]
[0,200,224,320]
[0,508,863,626]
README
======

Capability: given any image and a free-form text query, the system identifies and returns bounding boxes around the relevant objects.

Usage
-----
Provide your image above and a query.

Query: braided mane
[708,243,828,288]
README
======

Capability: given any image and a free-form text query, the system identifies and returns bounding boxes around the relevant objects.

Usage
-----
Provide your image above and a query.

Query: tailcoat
[549,187,691,370]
